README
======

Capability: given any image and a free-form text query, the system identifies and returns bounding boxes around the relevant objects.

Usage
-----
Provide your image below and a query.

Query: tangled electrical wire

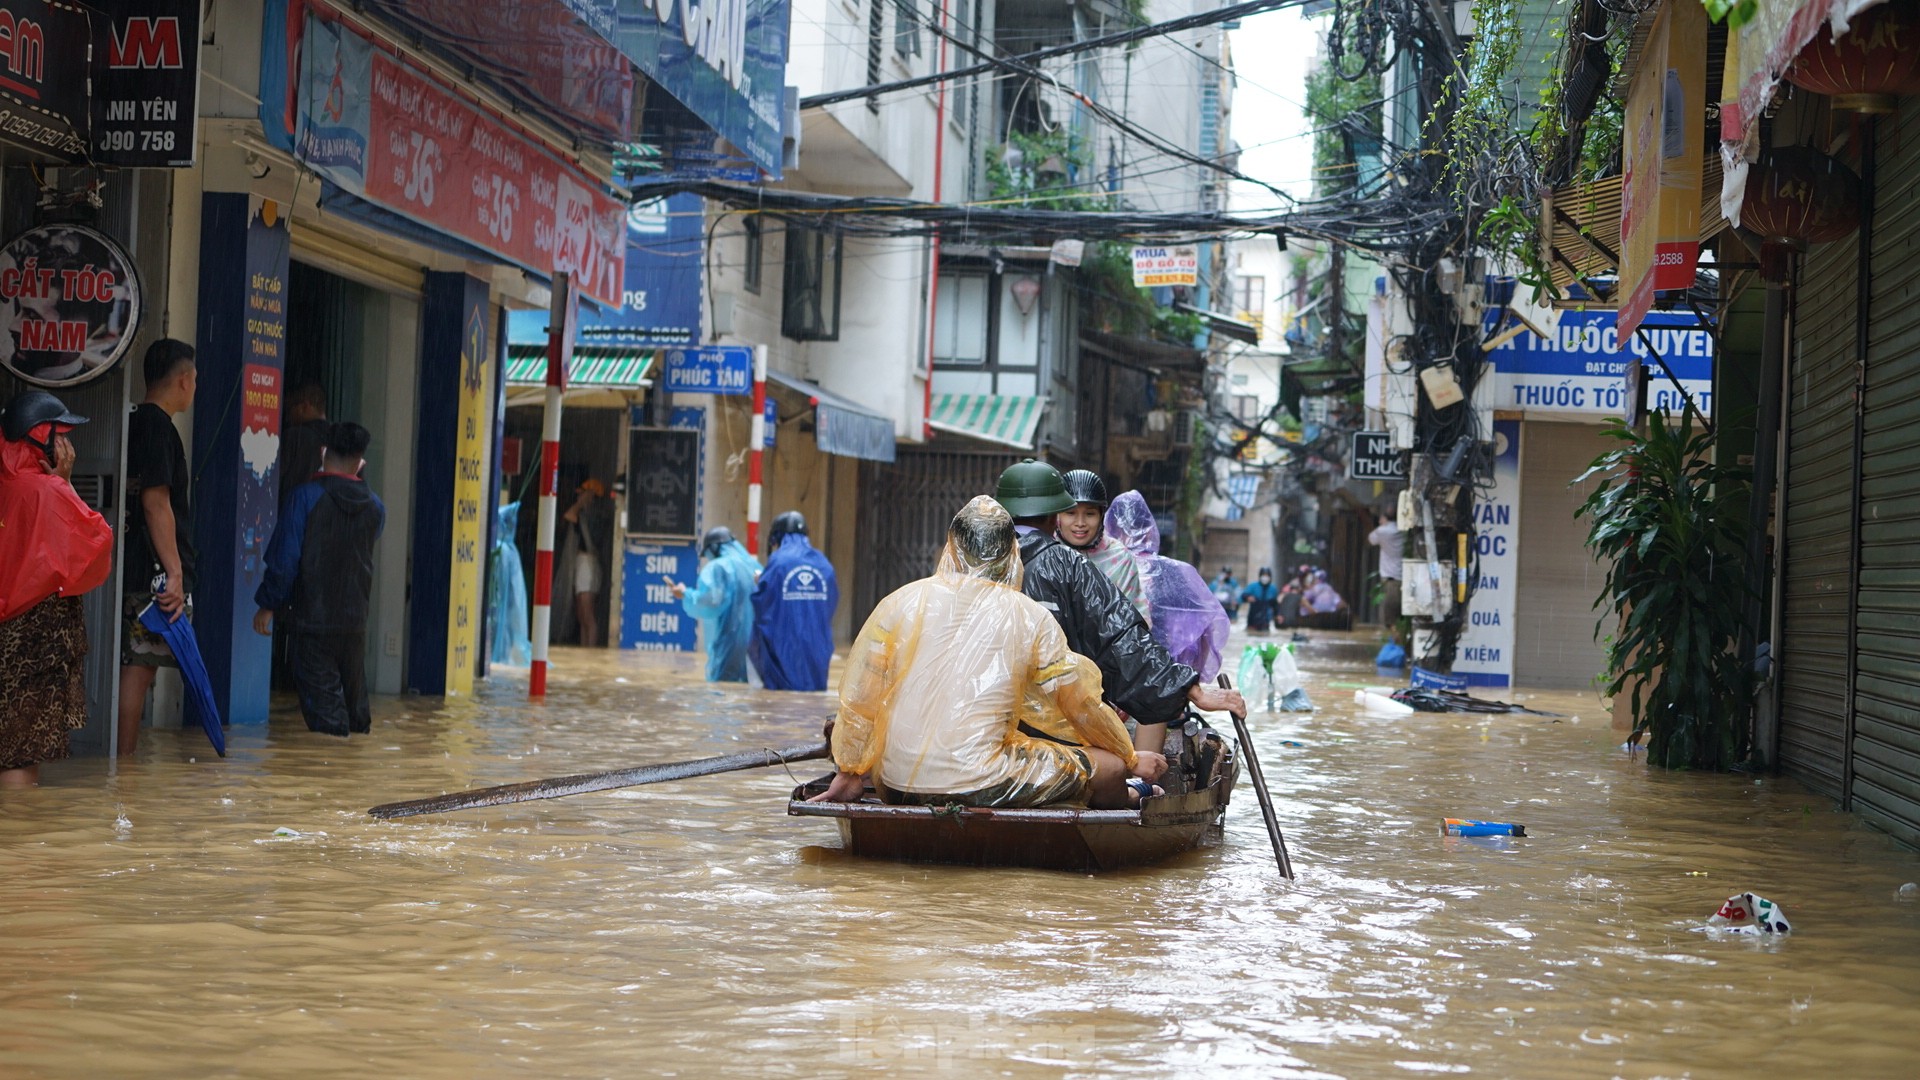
[641,180,1291,246]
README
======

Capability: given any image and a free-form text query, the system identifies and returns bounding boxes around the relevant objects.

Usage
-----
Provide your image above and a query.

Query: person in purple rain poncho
[1104,491,1232,681]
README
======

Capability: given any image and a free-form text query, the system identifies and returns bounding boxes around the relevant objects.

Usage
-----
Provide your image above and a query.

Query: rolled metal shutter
[1777,239,1857,797]
[1852,104,1920,847]
[854,448,1019,627]
[290,220,426,298]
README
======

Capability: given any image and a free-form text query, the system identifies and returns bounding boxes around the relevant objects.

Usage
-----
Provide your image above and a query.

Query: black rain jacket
[1018,530,1198,724]
[256,474,387,634]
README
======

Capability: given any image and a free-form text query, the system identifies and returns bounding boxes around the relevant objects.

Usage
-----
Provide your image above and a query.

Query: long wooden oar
[1220,674,1295,880]
[368,741,831,820]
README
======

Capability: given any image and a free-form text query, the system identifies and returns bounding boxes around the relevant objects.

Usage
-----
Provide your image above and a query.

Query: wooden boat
[787,722,1242,871]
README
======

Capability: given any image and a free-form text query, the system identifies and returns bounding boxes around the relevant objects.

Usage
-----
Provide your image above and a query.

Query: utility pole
[530,273,576,699]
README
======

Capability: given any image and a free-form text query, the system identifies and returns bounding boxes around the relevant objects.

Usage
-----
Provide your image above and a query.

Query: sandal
[1124,777,1163,806]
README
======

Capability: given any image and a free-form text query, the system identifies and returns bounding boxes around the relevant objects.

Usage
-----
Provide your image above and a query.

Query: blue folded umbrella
[138,601,225,757]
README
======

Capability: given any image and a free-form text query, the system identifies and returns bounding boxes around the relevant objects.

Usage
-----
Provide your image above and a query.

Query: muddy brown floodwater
[4,634,1920,1078]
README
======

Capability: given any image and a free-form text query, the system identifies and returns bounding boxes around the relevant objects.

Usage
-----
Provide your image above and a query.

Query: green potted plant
[1575,410,1753,769]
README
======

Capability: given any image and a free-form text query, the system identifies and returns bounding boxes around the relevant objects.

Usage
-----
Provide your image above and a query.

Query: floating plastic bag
[1376,641,1407,668]
[1237,642,1310,712]
[1708,892,1791,934]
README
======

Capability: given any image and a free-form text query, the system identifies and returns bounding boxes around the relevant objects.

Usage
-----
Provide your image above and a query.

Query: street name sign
[662,346,753,394]
[1348,431,1407,481]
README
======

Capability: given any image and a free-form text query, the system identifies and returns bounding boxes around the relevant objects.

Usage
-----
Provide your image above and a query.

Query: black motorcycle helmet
[2,389,87,460]
[1060,469,1109,509]
[700,526,735,558]
[768,511,807,548]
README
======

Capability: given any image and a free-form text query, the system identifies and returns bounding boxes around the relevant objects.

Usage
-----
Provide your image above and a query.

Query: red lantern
[1785,0,1920,113]
[1741,147,1861,281]
[1741,147,1862,252]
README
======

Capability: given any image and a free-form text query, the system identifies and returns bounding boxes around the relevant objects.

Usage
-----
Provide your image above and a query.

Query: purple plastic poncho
[1105,491,1232,680]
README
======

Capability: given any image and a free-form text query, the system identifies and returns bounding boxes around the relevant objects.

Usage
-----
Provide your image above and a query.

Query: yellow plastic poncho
[830,497,1138,806]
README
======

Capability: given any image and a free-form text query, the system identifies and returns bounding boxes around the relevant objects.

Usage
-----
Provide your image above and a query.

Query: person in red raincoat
[0,391,114,785]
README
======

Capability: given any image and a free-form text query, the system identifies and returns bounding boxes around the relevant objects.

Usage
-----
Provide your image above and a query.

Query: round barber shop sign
[0,223,144,390]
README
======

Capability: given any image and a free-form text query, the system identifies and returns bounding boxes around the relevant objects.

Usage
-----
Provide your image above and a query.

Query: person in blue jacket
[750,511,839,691]
[671,526,760,683]
[252,422,387,736]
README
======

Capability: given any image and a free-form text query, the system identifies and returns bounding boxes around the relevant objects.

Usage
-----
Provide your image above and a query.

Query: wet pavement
[4,633,1920,1078]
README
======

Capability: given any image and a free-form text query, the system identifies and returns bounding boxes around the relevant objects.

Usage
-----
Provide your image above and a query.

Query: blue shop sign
[1487,310,1713,418]
[622,541,701,651]
[614,0,791,177]
[663,345,753,395]
[508,192,704,347]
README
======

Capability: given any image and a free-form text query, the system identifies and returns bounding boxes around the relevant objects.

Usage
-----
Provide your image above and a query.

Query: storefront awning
[505,345,655,388]
[928,394,1050,450]
[765,370,897,463]
[1540,157,1723,302]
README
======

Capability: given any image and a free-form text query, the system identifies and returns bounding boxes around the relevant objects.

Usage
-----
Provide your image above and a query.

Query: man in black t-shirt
[118,338,197,757]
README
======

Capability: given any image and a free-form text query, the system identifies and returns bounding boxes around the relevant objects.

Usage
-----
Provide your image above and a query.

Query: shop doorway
[271,260,419,694]
[502,405,623,647]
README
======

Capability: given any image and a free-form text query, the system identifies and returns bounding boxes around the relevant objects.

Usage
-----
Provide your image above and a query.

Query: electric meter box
[1404,561,1456,619]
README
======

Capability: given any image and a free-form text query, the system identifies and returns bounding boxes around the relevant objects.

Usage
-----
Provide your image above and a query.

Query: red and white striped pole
[746,343,768,555]
[530,273,576,698]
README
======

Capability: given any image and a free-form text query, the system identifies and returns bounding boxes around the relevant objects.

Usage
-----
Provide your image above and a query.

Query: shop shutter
[290,220,426,297]
[1851,104,1920,847]
[1777,238,1858,798]
[853,448,1018,626]
[1513,421,1611,690]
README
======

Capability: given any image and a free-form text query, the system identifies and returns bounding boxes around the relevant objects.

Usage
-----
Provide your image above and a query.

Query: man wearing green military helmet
[994,459,1245,753]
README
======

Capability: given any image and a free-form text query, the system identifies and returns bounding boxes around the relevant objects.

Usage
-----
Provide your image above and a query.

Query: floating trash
[1708,892,1791,934]
[1356,689,1413,715]
[254,827,328,844]
[1442,818,1527,837]
[1239,643,1311,712]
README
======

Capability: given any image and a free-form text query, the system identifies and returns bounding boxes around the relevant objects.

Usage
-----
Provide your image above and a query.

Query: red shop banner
[294,9,626,308]
[364,53,624,307]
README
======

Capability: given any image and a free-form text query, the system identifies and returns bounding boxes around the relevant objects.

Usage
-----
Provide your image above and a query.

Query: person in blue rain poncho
[750,511,839,691]
[671,526,760,682]
[488,499,531,666]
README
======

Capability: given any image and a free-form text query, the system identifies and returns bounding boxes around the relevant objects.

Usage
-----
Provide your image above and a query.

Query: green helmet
[993,458,1077,518]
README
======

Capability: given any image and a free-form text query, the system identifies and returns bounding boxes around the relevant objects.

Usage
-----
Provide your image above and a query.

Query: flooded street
[5,636,1920,1079]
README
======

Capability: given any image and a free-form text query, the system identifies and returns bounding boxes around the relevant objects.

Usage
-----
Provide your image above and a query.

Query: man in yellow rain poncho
[810,496,1168,809]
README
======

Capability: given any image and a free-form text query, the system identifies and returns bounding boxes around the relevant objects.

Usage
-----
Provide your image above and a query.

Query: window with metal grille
[782,227,843,341]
